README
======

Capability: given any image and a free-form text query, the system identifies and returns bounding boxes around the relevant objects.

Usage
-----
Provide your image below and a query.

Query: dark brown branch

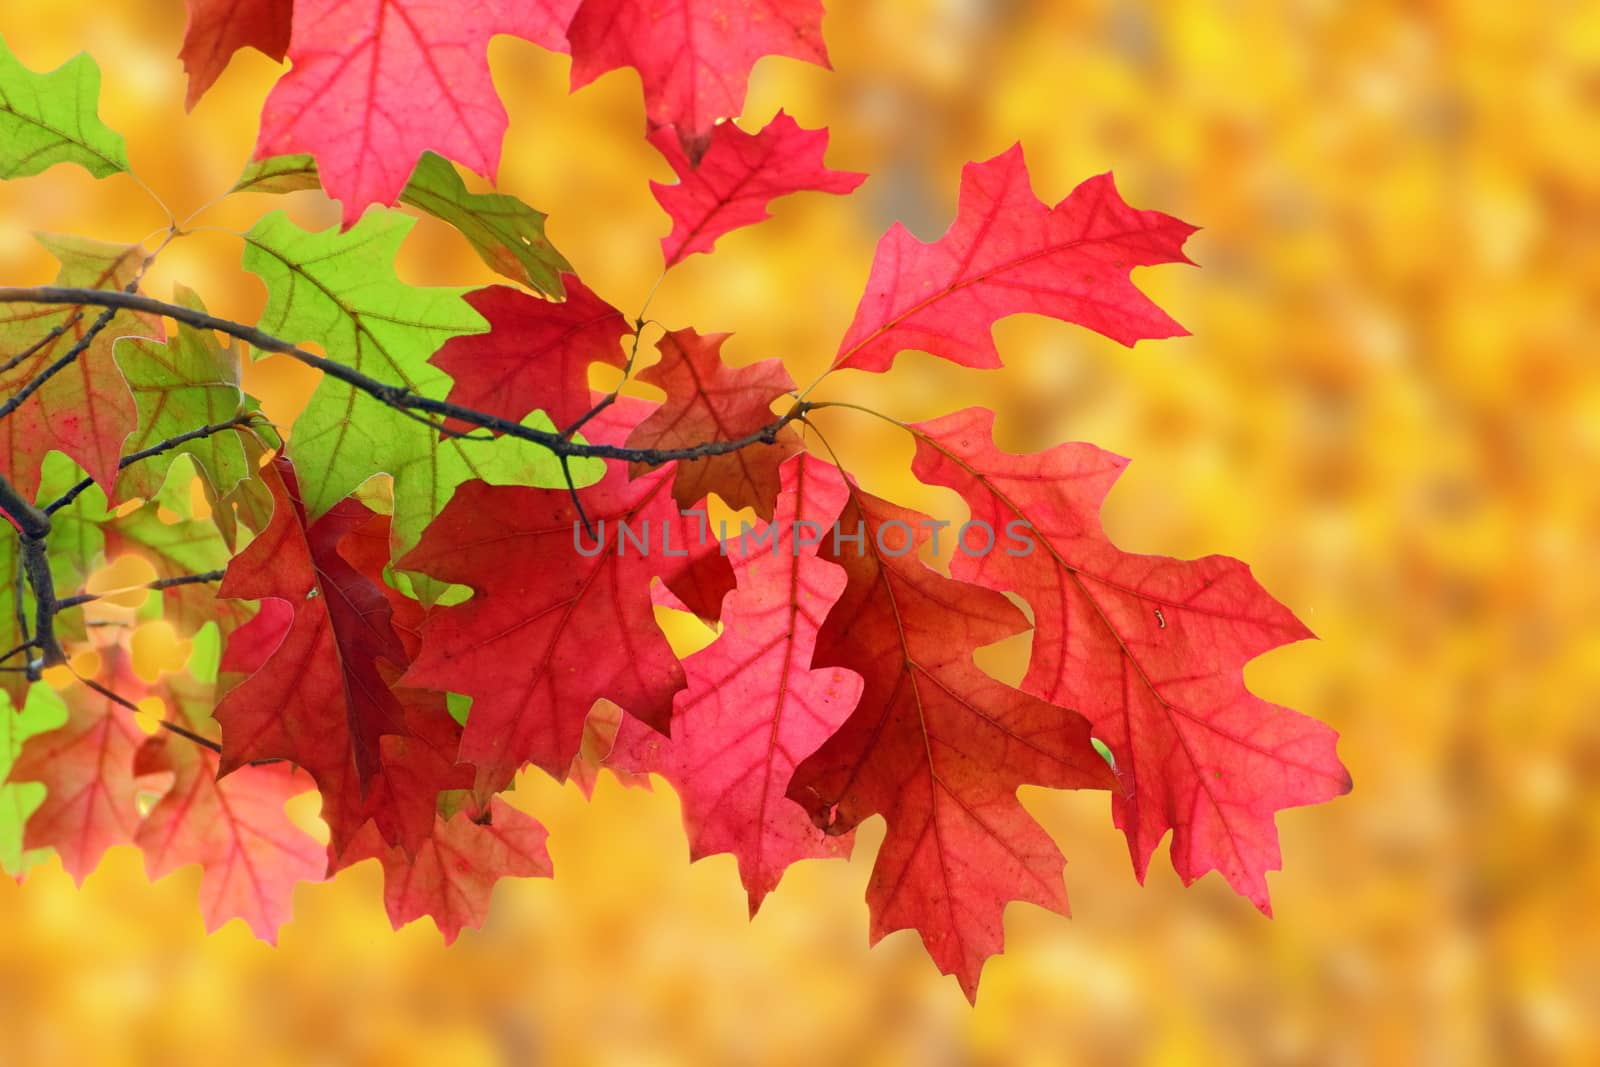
[0,470,51,541]
[18,536,63,675]
[0,287,812,465]
[0,471,61,676]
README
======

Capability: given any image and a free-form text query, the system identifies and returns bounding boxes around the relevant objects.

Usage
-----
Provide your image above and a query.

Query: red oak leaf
[213,459,408,822]
[178,0,293,108]
[649,110,864,265]
[0,236,162,500]
[625,328,801,519]
[400,418,709,796]
[255,0,575,225]
[567,0,829,160]
[610,454,862,913]
[431,282,632,432]
[8,674,146,884]
[347,796,551,942]
[908,408,1351,909]
[133,736,324,941]
[835,144,1196,373]
[786,480,1117,1000]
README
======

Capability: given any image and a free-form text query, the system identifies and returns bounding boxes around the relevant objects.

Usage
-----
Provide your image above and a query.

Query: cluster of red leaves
[179,0,840,224]
[3,0,1349,1000]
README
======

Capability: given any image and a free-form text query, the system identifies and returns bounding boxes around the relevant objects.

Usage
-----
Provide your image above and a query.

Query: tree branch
[0,471,61,676]
[0,287,812,465]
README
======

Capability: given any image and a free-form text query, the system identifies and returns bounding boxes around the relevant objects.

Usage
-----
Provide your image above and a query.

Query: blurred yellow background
[2,0,1598,1063]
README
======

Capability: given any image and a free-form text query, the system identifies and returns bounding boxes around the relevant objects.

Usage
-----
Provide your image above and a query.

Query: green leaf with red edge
[649,110,865,266]
[608,454,862,913]
[786,476,1118,1002]
[0,234,162,500]
[345,796,551,943]
[625,327,801,520]
[233,153,571,296]
[834,144,1196,373]
[908,407,1351,910]
[567,0,829,161]
[133,734,325,942]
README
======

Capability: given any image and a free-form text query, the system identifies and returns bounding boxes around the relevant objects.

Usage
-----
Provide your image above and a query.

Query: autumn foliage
[0,0,1348,999]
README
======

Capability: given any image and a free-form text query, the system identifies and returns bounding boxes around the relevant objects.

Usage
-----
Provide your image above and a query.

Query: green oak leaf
[0,36,128,180]
[113,285,251,503]
[240,210,599,568]
[0,683,67,877]
[234,152,570,296]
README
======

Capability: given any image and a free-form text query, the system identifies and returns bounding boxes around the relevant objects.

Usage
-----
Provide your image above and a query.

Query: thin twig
[74,670,283,764]
[0,638,36,666]
[0,313,79,375]
[155,718,223,755]
[561,318,653,440]
[44,413,263,515]
[54,569,227,611]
